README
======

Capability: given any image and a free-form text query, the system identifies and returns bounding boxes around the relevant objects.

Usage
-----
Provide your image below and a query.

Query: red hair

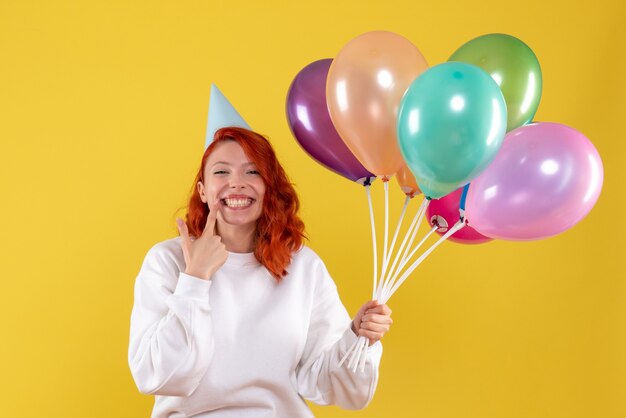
[185,127,306,280]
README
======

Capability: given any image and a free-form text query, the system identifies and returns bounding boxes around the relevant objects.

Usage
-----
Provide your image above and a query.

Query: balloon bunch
[286,32,604,371]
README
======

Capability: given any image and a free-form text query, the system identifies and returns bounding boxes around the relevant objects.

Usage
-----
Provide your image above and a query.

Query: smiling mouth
[221,197,255,208]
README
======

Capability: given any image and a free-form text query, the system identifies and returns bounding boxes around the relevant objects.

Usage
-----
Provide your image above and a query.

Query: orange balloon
[396,163,421,197]
[327,31,429,178]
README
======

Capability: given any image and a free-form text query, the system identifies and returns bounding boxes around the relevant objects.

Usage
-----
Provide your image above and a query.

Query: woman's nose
[228,174,246,188]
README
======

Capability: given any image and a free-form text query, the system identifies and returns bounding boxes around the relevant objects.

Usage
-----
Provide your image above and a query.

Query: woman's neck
[216,222,256,253]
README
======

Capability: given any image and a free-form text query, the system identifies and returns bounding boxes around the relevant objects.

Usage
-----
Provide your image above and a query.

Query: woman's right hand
[176,200,228,280]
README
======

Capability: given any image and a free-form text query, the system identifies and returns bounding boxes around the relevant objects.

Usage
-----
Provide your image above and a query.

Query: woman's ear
[197,181,207,203]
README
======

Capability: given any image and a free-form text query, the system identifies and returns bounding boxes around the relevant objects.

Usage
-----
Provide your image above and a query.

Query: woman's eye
[247,170,260,175]
[213,170,228,175]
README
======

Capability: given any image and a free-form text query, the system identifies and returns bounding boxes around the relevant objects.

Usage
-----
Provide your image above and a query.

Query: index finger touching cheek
[176,218,189,240]
[203,199,219,236]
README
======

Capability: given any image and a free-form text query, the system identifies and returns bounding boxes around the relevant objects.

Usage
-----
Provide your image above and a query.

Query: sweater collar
[225,251,260,267]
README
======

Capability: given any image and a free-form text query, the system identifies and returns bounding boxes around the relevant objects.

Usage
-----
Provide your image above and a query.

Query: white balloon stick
[379,181,390,298]
[349,337,366,371]
[397,198,430,272]
[340,184,379,371]
[356,338,368,372]
[376,198,423,299]
[378,198,429,300]
[338,336,359,368]
[378,195,410,297]
[365,185,378,300]
[359,338,368,372]
[382,225,438,302]
[387,221,465,299]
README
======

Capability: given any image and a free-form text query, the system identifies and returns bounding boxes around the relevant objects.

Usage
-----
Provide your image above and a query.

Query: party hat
[205,84,251,149]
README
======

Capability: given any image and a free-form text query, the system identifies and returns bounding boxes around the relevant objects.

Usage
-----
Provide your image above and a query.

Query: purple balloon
[286,59,375,184]
[466,122,603,241]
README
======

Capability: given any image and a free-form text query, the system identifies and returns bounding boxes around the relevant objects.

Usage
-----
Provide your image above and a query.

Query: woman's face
[198,140,266,229]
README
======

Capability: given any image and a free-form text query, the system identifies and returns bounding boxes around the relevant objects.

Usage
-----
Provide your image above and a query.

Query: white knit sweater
[128,237,382,417]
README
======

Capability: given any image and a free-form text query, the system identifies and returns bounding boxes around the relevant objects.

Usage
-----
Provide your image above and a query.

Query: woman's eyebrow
[211,161,256,167]
[211,161,231,167]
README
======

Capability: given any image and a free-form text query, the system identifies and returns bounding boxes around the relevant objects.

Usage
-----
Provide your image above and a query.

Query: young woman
[128,127,392,417]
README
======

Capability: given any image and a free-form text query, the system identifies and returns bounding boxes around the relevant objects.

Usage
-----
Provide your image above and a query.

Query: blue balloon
[397,62,507,198]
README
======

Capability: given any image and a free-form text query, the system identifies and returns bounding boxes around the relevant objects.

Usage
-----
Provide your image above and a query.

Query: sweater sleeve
[295,259,383,409]
[128,242,215,396]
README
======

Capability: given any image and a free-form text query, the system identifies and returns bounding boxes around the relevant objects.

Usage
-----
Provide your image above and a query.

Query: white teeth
[223,198,253,208]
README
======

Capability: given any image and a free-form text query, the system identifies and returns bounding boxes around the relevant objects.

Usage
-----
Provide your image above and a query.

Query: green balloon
[449,33,542,131]
[397,62,507,199]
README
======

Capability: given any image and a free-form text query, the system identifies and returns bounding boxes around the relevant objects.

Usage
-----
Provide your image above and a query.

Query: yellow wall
[1,0,624,416]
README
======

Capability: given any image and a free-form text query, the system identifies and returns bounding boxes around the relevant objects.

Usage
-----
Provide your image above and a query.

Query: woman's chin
[218,215,259,229]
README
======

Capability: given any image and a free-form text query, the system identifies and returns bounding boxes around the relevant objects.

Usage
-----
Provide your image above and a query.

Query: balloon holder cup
[430,215,449,233]
[400,186,418,198]
[356,176,377,187]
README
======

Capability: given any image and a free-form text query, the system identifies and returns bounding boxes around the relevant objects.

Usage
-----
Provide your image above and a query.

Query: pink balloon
[466,122,603,240]
[426,187,493,244]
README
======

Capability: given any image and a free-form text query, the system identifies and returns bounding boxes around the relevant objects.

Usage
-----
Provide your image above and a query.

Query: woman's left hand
[352,300,392,346]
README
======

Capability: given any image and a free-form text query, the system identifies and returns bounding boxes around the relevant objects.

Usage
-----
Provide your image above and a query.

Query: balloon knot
[362,177,374,187]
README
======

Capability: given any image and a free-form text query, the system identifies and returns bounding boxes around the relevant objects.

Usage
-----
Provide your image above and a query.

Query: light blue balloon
[397,62,507,198]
